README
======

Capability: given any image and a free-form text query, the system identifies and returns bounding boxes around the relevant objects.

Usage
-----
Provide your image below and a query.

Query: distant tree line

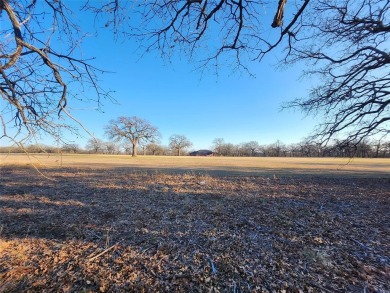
[2,116,388,158]
[211,138,390,158]
[2,1,388,161]
[1,138,389,158]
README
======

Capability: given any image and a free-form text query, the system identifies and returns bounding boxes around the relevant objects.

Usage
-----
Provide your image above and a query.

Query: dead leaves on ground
[0,167,389,292]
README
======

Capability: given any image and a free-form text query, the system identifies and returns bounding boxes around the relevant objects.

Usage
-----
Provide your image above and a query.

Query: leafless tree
[126,0,389,146]
[284,1,390,147]
[86,138,105,153]
[61,143,79,154]
[381,141,390,157]
[242,141,260,156]
[169,134,192,156]
[146,143,165,156]
[104,141,120,154]
[89,0,389,147]
[105,116,160,157]
[137,140,148,156]
[272,140,285,157]
[2,1,388,150]
[0,0,111,148]
[212,138,225,155]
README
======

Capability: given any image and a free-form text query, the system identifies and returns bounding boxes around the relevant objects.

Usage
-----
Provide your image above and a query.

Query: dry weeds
[0,166,389,292]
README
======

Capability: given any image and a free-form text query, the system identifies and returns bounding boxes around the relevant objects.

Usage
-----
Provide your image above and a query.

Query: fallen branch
[88,240,123,262]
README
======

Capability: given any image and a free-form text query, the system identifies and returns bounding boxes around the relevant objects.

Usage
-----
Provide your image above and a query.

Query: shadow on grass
[0,166,389,292]
[55,163,390,178]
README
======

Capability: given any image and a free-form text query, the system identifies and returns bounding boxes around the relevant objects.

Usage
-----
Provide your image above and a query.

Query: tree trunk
[132,142,137,157]
[178,148,181,156]
[375,143,380,158]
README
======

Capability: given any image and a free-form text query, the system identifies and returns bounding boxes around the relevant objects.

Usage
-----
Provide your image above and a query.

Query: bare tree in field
[212,138,225,156]
[86,138,105,154]
[1,1,388,150]
[105,116,160,157]
[104,141,120,155]
[169,134,193,156]
[243,141,261,157]
[61,143,79,154]
[146,143,165,156]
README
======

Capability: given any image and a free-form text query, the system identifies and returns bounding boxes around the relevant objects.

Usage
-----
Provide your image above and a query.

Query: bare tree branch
[1,0,388,150]
[0,0,113,147]
[105,116,161,157]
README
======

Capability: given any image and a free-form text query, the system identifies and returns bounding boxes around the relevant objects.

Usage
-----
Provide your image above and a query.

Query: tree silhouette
[169,134,193,156]
[1,1,388,148]
[105,116,160,157]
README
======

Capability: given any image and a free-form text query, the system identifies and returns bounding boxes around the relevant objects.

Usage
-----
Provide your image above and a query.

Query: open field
[1,153,389,177]
[0,156,389,292]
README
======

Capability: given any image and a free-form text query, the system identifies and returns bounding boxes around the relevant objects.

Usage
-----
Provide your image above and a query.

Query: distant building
[189,150,214,156]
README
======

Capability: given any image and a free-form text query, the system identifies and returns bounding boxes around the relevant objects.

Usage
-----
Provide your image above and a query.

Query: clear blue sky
[10,2,318,151]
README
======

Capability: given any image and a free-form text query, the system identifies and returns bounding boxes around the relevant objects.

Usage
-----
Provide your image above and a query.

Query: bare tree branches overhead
[122,0,313,69]
[97,0,388,146]
[125,0,389,145]
[0,0,111,147]
[285,0,390,146]
[1,0,388,149]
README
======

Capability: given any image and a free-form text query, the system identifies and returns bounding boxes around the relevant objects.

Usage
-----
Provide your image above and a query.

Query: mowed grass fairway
[1,153,389,177]
[0,154,389,292]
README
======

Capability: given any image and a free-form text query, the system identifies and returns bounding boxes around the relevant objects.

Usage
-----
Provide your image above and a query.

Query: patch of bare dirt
[0,167,389,292]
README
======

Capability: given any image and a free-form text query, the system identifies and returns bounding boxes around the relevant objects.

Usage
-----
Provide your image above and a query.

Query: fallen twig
[88,240,123,262]
[209,258,217,274]
[351,238,371,251]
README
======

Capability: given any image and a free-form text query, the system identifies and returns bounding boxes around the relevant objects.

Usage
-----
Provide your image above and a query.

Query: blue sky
[4,2,318,150]
[68,48,316,150]
[59,3,318,151]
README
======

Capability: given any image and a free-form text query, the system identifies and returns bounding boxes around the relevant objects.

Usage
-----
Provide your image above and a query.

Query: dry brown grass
[1,153,389,177]
[0,166,389,292]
